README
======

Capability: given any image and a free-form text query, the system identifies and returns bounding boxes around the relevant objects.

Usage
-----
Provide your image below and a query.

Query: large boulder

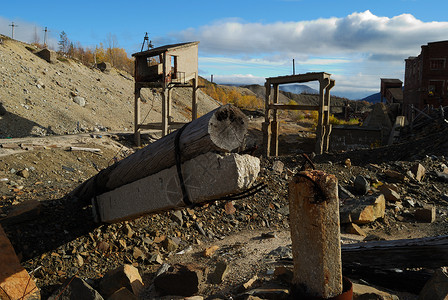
[35,48,57,63]
[96,62,111,73]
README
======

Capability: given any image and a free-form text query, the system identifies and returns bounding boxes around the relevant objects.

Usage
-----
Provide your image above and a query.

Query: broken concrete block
[379,185,401,202]
[35,48,57,63]
[340,194,385,224]
[99,264,143,297]
[154,264,205,297]
[108,287,137,300]
[0,225,40,300]
[418,268,448,300]
[209,261,230,284]
[48,276,103,300]
[95,153,260,223]
[410,163,426,182]
[414,206,436,223]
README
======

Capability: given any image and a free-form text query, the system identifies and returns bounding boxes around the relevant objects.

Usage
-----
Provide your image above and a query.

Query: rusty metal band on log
[70,104,249,203]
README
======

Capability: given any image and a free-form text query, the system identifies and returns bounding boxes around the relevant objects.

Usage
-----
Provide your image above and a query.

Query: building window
[430,58,445,70]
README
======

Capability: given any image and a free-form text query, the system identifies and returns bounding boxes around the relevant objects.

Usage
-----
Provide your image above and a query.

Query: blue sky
[1,0,448,99]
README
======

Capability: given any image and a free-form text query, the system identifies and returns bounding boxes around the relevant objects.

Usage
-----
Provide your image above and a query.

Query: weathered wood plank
[342,235,448,269]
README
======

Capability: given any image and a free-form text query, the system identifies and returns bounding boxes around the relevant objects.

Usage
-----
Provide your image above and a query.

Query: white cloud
[178,11,448,61]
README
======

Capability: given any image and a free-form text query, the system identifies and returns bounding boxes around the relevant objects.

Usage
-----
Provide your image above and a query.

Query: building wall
[166,44,198,82]
[404,41,448,117]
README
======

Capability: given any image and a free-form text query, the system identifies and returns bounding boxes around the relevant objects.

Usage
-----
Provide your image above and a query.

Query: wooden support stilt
[315,78,330,154]
[271,83,279,157]
[192,77,198,120]
[162,89,169,136]
[134,87,141,146]
[263,82,272,157]
[289,170,342,298]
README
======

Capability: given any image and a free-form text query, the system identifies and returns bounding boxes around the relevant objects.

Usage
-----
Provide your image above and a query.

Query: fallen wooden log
[71,104,248,202]
[342,235,448,269]
[94,152,260,223]
[69,146,102,153]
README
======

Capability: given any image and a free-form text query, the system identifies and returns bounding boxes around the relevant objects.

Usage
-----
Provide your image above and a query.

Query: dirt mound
[0,35,219,139]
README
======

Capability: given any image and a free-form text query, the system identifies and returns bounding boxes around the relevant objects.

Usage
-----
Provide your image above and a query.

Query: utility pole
[9,22,18,39]
[141,32,154,52]
[293,58,295,75]
[43,27,49,47]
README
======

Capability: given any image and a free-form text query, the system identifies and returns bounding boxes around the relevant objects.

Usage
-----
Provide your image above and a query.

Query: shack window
[430,58,445,70]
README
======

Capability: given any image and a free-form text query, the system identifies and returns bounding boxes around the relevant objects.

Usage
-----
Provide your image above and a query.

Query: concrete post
[289,170,343,298]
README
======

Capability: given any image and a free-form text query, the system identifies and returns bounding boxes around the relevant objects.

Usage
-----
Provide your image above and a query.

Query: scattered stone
[354,175,370,195]
[410,163,426,182]
[170,210,183,226]
[353,282,398,300]
[345,223,367,237]
[99,264,143,297]
[124,224,134,238]
[49,276,103,300]
[108,287,138,300]
[435,171,448,182]
[379,185,401,202]
[17,169,30,178]
[384,169,406,182]
[210,261,230,284]
[133,247,145,260]
[149,253,163,265]
[224,201,236,215]
[96,62,111,72]
[195,222,206,236]
[203,245,219,258]
[414,206,436,223]
[242,275,258,290]
[272,160,284,174]
[73,96,86,107]
[340,194,385,224]
[0,225,40,300]
[154,264,204,297]
[162,238,178,252]
[344,158,352,168]
[277,205,289,216]
[418,268,448,300]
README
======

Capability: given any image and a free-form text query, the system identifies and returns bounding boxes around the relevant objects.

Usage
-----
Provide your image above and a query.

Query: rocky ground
[1,35,447,300]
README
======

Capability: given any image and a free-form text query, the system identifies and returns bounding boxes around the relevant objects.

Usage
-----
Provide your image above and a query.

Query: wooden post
[323,79,335,152]
[162,89,169,136]
[271,83,279,157]
[263,81,272,157]
[192,76,198,120]
[289,170,343,298]
[134,86,141,146]
[315,79,330,154]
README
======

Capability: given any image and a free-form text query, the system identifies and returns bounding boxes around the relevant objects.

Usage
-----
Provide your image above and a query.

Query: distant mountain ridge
[278,84,318,95]
[362,92,381,103]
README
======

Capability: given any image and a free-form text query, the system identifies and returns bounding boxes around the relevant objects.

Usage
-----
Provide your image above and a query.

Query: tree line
[33,31,134,74]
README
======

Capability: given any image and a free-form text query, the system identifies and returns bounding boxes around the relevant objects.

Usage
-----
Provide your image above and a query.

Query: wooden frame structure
[132,42,200,146]
[262,72,335,156]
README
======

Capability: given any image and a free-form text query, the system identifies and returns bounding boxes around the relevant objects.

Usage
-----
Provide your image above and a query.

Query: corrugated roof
[132,41,199,57]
